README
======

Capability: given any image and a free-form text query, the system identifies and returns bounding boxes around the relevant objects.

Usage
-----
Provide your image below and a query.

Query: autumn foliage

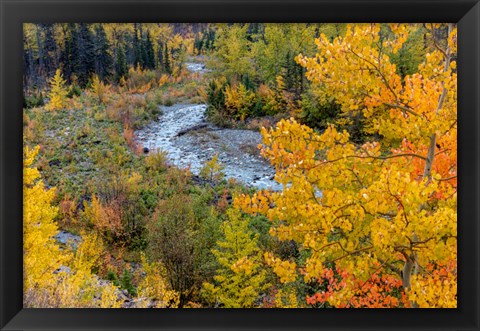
[23,146,122,308]
[24,23,457,309]
[235,23,457,308]
[202,209,269,308]
[45,69,68,111]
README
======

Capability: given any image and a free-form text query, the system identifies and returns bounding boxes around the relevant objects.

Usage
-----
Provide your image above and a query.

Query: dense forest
[24,23,456,308]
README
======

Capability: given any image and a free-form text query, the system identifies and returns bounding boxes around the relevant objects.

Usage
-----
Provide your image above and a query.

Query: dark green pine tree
[164,44,171,74]
[283,51,305,100]
[139,41,147,69]
[77,23,96,87]
[115,44,128,82]
[246,23,262,42]
[144,31,156,70]
[157,41,164,71]
[23,33,35,88]
[40,24,58,78]
[206,28,216,51]
[194,34,203,54]
[124,30,136,66]
[61,23,80,84]
[94,24,113,81]
[133,23,143,68]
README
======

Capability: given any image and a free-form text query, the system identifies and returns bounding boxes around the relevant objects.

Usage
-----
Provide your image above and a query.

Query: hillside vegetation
[24,23,456,308]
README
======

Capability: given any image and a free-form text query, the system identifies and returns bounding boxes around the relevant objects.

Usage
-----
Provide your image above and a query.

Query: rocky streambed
[135,61,283,191]
[135,103,283,191]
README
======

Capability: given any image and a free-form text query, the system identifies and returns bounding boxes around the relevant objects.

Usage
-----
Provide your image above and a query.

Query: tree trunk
[403,23,453,308]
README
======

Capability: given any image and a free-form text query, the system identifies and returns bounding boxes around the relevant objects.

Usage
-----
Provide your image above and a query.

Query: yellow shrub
[258,83,284,115]
[70,232,105,273]
[105,94,147,124]
[158,74,170,86]
[224,83,256,121]
[125,65,157,93]
[200,153,224,183]
[83,195,124,239]
[45,69,68,111]
[145,150,168,172]
[91,75,110,104]
[137,254,180,308]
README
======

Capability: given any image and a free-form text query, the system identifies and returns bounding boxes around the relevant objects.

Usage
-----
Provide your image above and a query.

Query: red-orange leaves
[306,266,409,308]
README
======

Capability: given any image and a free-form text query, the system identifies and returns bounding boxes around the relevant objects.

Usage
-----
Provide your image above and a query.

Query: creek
[135,62,283,191]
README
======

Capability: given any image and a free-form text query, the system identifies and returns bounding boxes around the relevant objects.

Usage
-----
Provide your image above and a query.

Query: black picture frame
[1,0,479,330]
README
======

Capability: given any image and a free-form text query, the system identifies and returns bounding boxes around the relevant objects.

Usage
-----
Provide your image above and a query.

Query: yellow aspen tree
[24,146,122,307]
[235,23,457,308]
[54,232,122,308]
[136,254,180,308]
[23,145,64,294]
[202,209,269,308]
[45,69,69,111]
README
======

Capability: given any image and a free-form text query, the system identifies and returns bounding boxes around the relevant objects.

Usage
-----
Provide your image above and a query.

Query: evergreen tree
[207,28,216,51]
[247,23,262,42]
[77,23,96,86]
[282,50,305,100]
[61,23,79,84]
[133,23,142,68]
[115,44,128,82]
[139,40,147,69]
[144,31,156,70]
[164,44,171,74]
[194,34,203,54]
[157,41,164,71]
[34,25,46,87]
[23,34,35,88]
[146,194,197,306]
[40,24,58,78]
[94,24,113,81]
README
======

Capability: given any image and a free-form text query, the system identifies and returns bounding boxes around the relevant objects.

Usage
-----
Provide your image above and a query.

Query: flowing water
[135,62,283,191]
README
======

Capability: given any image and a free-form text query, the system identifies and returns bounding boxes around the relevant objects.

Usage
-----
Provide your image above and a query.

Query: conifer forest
[23,23,457,308]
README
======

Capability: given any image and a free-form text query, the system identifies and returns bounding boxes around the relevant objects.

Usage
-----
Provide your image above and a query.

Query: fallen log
[175,123,209,137]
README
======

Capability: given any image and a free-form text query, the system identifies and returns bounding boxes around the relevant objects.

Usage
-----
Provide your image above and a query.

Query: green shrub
[107,270,120,287]
[120,269,137,296]
[206,79,228,121]
[67,84,82,98]
[298,91,340,130]
[163,98,174,106]
[23,92,45,109]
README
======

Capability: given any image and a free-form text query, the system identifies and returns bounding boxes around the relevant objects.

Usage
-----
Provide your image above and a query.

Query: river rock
[134,64,284,191]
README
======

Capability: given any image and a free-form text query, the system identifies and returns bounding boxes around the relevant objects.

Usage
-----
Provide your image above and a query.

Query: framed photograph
[1,0,479,330]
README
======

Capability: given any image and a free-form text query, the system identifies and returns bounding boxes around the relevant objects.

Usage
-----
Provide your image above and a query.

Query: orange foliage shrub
[246,117,276,131]
[163,167,190,194]
[105,94,147,126]
[83,195,124,240]
[257,83,284,115]
[123,124,140,153]
[305,265,410,308]
[125,66,158,94]
[393,137,457,198]
[58,194,78,226]
[158,74,171,87]
[91,75,111,104]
